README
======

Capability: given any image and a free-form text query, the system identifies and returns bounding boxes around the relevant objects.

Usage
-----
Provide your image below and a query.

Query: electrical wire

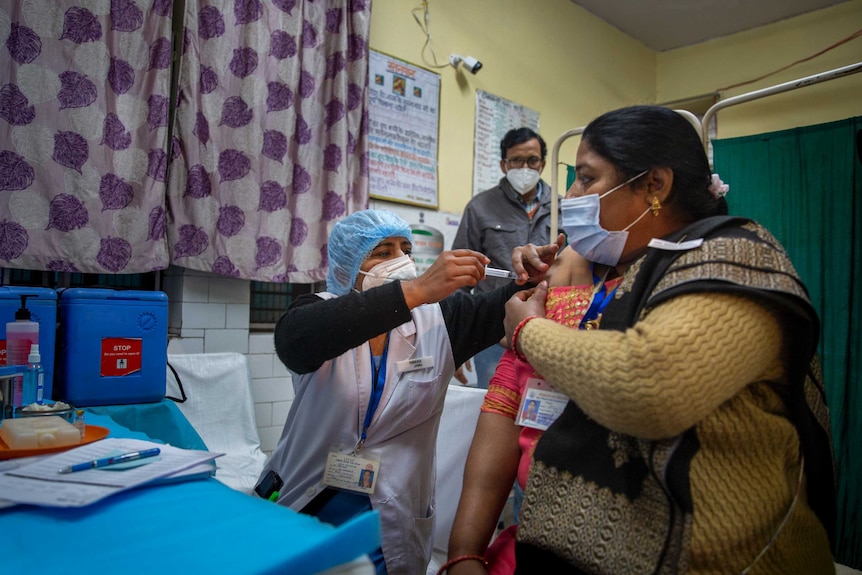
[411,1,450,69]
[715,27,862,93]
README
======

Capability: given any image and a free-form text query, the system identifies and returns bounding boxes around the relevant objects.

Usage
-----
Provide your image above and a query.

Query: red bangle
[436,554,488,575]
[511,315,539,363]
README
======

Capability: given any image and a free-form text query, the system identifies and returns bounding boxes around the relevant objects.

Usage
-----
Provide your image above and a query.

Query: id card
[322,449,380,495]
[516,378,569,431]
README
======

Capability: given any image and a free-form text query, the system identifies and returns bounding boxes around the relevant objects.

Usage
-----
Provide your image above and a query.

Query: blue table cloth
[0,408,381,574]
[85,398,208,450]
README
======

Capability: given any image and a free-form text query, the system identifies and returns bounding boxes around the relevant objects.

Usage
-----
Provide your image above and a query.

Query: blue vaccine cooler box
[0,287,58,400]
[55,288,168,406]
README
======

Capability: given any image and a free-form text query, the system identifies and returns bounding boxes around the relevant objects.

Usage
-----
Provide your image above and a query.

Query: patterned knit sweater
[516,292,834,574]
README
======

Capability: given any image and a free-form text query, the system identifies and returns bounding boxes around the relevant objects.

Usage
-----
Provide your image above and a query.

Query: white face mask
[357,254,418,291]
[506,168,541,196]
[560,170,649,266]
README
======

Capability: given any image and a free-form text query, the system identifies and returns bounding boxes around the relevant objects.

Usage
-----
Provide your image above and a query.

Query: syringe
[484,266,518,280]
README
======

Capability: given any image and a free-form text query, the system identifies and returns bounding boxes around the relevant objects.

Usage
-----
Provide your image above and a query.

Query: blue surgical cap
[326,210,413,296]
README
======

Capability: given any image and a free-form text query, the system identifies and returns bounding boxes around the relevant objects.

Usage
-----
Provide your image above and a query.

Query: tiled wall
[162,266,291,457]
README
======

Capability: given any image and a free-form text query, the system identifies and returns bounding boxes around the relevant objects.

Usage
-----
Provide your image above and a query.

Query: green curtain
[566,164,577,190]
[713,116,862,568]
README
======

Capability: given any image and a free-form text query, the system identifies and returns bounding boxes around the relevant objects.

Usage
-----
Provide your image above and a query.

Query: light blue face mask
[560,170,649,266]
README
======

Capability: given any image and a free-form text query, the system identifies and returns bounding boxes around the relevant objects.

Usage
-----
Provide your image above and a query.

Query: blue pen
[58,447,161,474]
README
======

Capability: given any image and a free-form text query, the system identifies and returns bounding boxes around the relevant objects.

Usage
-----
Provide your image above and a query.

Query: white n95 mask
[506,168,541,196]
[560,170,648,266]
[358,254,418,291]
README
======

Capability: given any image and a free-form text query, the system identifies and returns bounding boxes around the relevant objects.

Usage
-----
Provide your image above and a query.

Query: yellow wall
[369,0,655,213]
[370,0,862,214]
[657,0,862,140]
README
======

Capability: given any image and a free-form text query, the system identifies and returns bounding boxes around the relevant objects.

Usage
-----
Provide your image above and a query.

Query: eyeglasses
[504,156,543,169]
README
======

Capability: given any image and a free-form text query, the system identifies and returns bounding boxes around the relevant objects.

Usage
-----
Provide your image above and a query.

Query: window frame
[249,280,326,331]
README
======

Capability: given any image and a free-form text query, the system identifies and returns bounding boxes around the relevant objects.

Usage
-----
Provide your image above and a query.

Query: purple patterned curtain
[167,0,371,282]
[0,1,172,273]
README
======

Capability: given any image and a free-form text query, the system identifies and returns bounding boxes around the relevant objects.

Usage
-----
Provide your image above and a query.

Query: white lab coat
[263,294,456,575]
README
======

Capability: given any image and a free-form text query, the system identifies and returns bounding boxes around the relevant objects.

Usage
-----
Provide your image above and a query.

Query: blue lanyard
[579,266,618,330]
[358,334,390,450]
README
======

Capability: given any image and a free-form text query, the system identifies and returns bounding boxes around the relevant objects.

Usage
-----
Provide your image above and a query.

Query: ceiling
[569,0,852,51]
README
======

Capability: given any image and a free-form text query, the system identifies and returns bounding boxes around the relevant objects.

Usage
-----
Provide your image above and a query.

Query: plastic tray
[0,425,109,460]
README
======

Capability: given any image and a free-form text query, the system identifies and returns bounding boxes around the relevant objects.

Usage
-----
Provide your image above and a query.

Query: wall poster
[472,90,540,196]
[368,50,441,208]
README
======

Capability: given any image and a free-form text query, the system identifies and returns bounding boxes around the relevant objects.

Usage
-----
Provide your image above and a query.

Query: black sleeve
[274,281,413,374]
[440,281,529,367]
[452,202,484,294]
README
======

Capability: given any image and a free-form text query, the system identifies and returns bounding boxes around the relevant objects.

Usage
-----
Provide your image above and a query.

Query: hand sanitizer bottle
[6,295,39,408]
[22,344,44,406]
[6,295,39,366]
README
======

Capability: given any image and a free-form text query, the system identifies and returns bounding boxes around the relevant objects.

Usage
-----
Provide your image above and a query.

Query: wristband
[511,315,539,363]
[436,554,488,575]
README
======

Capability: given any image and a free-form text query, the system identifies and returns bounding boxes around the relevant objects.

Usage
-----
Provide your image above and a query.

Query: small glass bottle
[22,344,43,406]
[74,409,86,440]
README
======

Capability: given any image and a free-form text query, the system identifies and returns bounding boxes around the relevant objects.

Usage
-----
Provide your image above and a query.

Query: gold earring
[650,196,662,216]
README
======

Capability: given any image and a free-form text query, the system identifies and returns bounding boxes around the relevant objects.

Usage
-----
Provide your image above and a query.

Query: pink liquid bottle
[5,295,39,407]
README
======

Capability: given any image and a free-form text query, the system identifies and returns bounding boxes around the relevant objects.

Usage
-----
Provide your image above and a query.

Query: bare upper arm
[547,246,592,287]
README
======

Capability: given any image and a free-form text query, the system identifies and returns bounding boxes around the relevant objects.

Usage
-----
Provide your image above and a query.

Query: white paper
[0,437,221,507]
[0,455,44,509]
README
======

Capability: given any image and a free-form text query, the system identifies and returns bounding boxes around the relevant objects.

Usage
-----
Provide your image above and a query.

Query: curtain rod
[701,61,862,149]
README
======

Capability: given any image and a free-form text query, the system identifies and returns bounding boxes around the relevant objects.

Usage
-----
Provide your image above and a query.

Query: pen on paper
[58,447,161,474]
[484,266,518,280]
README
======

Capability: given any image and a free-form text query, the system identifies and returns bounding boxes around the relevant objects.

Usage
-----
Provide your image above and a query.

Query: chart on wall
[368,50,441,208]
[473,90,540,196]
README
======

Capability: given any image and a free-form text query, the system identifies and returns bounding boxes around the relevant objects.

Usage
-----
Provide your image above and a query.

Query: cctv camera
[449,53,483,74]
[462,55,482,74]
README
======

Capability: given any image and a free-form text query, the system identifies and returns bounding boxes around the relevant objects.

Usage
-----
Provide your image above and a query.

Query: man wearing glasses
[452,127,558,389]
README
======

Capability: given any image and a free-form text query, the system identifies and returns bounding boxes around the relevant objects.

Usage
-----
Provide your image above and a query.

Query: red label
[0,341,6,365]
[100,338,143,377]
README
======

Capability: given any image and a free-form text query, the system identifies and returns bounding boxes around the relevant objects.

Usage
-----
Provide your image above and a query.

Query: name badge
[396,356,434,373]
[517,378,569,431]
[648,238,704,251]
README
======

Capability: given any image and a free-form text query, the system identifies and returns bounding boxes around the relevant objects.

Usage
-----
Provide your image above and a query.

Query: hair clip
[709,174,729,199]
